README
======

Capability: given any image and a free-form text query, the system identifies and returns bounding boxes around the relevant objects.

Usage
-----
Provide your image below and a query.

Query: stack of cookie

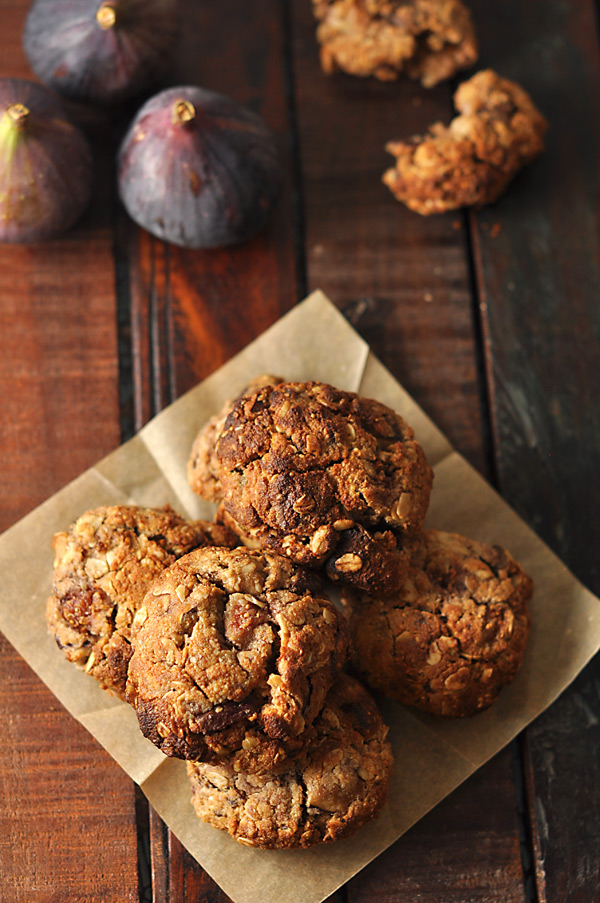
[47,376,532,849]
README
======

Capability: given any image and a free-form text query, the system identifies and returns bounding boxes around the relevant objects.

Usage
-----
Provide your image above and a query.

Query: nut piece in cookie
[47,505,237,699]
[312,0,478,87]
[344,529,532,716]
[187,374,283,503]
[187,674,393,848]
[192,379,433,595]
[383,69,547,214]
[126,546,350,771]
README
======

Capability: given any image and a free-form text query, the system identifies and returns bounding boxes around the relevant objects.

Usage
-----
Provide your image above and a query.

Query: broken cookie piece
[343,529,532,717]
[383,69,548,214]
[187,674,393,848]
[312,0,478,87]
[126,546,350,771]
[47,505,237,699]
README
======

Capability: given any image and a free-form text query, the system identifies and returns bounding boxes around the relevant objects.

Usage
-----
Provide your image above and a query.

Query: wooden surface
[1,1,599,902]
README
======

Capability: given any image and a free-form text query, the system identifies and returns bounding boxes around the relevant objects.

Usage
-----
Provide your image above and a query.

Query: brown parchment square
[1,291,599,903]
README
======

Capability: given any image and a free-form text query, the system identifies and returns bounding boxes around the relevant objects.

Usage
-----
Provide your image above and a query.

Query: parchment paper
[1,291,599,903]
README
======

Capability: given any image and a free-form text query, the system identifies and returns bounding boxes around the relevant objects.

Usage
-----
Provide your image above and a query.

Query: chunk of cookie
[383,69,547,214]
[47,505,237,699]
[190,379,433,595]
[188,374,282,503]
[187,674,393,848]
[344,529,532,716]
[126,546,350,770]
[312,0,478,87]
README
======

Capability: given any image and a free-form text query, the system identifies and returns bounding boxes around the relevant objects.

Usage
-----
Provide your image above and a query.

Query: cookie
[190,379,433,595]
[344,529,532,716]
[383,69,547,214]
[47,505,237,699]
[187,674,393,848]
[312,0,478,88]
[187,374,282,503]
[126,546,350,770]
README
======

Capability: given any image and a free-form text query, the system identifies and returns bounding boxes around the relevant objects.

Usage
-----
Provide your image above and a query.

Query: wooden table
[1,2,599,901]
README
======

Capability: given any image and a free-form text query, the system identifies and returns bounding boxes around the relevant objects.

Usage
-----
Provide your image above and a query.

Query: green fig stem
[172,100,196,126]
[6,104,30,130]
[0,104,30,166]
[97,2,117,30]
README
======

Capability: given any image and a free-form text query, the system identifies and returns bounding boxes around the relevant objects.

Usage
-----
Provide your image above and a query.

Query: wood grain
[0,5,138,902]
[468,1,600,901]
[0,636,138,903]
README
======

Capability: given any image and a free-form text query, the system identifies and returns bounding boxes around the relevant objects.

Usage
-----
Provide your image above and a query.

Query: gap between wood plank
[281,0,309,301]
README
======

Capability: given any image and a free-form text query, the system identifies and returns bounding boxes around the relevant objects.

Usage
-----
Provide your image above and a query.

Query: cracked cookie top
[344,529,532,716]
[187,674,393,848]
[383,69,547,214]
[189,379,433,595]
[126,546,350,771]
[47,505,237,699]
[187,374,282,503]
[312,0,478,87]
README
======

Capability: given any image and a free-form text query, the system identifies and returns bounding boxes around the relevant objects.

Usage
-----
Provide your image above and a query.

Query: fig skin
[0,78,93,244]
[117,86,282,249]
[23,0,179,105]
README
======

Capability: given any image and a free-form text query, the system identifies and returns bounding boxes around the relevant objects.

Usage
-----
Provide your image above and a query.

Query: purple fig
[117,86,282,249]
[23,0,179,105]
[0,79,93,243]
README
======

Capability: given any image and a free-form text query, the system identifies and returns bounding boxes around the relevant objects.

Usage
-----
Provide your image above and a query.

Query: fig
[0,78,93,243]
[117,86,281,249]
[23,0,179,105]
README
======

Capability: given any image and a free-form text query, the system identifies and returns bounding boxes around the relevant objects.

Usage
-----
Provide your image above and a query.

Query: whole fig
[117,86,281,249]
[0,78,93,243]
[23,0,179,105]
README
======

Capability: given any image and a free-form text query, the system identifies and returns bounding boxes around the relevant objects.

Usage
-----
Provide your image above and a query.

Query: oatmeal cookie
[190,379,433,595]
[313,0,478,87]
[383,69,548,214]
[126,546,350,770]
[187,374,282,503]
[344,529,532,716]
[187,674,393,848]
[47,505,236,699]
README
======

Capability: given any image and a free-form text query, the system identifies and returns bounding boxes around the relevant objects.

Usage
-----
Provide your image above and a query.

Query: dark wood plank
[468,1,600,901]
[0,5,138,901]
[120,1,300,893]
[523,673,600,903]
[0,635,139,903]
[349,749,524,903]
[290,3,525,900]
[291,0,489,475]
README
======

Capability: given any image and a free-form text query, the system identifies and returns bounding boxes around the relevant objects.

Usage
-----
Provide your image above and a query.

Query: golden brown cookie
[312,0,478,87]
[383,69,547,214]
[189,379,433,595]
[47,505,237,699]
[187,674,393,848]
[187,374,282,503]
[344,529,532,716]
[126,546,350,770]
